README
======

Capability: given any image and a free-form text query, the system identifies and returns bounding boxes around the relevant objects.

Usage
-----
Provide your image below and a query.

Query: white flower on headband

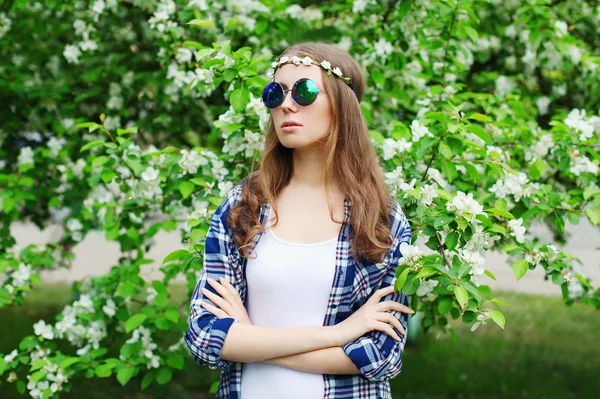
[301,56,313,66]
[320,60,331,70]
[332,67,343,77]
[279,56,289,64]
[271,61,278,68]
[292,56,301,65]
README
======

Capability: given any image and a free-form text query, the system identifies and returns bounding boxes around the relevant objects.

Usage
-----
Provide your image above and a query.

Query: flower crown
[269,55,359,100]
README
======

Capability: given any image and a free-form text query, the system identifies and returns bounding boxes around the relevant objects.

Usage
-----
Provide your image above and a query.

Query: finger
[207,278,230,299]
[379,300,414,314]
[219,277,244,307]
[379,312,406,336]
[200,301,230,319]
[375,321,401,342]
[201,287,234,315]
[366,285,395,305]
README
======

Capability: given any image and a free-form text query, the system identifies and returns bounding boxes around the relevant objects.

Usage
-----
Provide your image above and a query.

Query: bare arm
[262,347,360,375]
[220,323,340,363]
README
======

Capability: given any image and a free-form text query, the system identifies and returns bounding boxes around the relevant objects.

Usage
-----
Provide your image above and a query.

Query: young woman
[184,41,414,399]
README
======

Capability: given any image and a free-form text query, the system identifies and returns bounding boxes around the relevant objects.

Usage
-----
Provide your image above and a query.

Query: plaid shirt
[184,178,412,399]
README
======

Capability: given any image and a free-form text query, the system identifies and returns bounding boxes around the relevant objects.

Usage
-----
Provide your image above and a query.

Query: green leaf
[117,366,136,386]
[454,286,468,309]
[225,18,238,30]
[575,273,593,290]
[117,126,138,136]
[484,269,497,281]
[162,249,189,264]
[59,357,81,369]
[434,215,454,228]
[100,170,116,184]
[583,185,600,200]
[395,268,410,291]
[167,355,185,370]
[141,371,155,390]
[187,19,215,28]
[80,140,105,152]
[95,364,113,378]
[440,160,458,182]
[371,70,385,86]
[223,68,239,82]
[117,282,136,298]
[489,309,505,329]
[486,208,515,220]
[466,124,491,144]
[463,25,479,42]
[512,259,528,280]
[92,156,110,168]
[230,87,250,113]
[0,358,6,376]
[437,298,453,314]
[156,368,172,385]
[467,113,492,122]
[586,208,600,226]
[445,232,459,251]
[179,181,195,199]
[126,314,147,333]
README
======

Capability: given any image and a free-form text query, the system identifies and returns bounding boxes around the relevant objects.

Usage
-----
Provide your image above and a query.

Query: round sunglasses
[261,78,325,109]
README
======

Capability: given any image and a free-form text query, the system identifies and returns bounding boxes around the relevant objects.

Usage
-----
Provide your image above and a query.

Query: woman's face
[270,59,333,151]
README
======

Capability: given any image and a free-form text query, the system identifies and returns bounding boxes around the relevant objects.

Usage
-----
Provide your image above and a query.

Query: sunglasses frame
[262,78,327,109]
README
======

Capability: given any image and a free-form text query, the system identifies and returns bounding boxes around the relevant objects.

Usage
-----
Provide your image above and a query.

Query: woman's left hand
[200,277,252,325]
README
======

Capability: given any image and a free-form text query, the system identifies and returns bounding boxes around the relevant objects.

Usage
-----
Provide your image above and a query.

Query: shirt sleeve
[341,206,412,382]
[183,194,241,371]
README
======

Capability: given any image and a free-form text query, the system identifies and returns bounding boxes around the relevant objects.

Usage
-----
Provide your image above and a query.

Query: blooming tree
[1,0,599,397]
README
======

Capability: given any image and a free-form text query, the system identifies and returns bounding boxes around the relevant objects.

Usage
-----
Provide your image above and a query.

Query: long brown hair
[228,41,396,265]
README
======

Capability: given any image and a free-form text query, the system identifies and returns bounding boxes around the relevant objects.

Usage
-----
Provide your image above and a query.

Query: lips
[281,121,303,129]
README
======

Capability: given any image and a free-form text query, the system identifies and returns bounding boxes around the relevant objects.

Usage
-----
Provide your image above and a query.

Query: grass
[1,286,599,398]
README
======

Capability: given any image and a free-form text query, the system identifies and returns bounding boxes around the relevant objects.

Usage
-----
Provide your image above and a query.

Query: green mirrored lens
[293,78,319,106]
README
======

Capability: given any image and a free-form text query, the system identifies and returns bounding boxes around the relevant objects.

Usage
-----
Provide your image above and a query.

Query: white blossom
[446,191,484,222]
[397,242,423,266]
[47,137,66,157]
[536,96,551,115]
[102,298,117,317]
[178,149,208,174]
[12,263,32,287]
[418,183,439,207]
[471,311,491,331]
[352,0,370,13]
[141,167,160,182]
[508,218,526,243]
[495,75,516,98]
[18,146,34,166]
[3,349,18,363]
[416,279,438,297]
[410,120,432,142]
[382,138,412,160]
[63,44,81,64]
[565,109,595,141]
[33,320,55,340]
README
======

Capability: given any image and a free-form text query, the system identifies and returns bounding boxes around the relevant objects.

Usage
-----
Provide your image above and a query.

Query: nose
[280,90,297,112]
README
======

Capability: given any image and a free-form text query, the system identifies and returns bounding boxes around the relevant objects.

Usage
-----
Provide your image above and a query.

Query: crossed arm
[218,321,361,375]
[199,274,408,377]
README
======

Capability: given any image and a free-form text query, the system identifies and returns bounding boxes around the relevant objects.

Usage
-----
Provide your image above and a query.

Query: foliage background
[0,0,599,398]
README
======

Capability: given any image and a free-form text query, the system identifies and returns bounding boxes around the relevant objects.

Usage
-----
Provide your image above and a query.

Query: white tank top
[241,206,339,399]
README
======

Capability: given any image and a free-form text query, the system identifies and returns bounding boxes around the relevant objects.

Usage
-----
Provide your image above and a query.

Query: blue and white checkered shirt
[184,178,412,398]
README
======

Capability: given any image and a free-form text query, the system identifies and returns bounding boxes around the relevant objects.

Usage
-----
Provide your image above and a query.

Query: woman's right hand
[331,285,414,346]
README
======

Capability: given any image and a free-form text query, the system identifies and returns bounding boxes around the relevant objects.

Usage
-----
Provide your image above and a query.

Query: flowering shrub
[1,0,599,397]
